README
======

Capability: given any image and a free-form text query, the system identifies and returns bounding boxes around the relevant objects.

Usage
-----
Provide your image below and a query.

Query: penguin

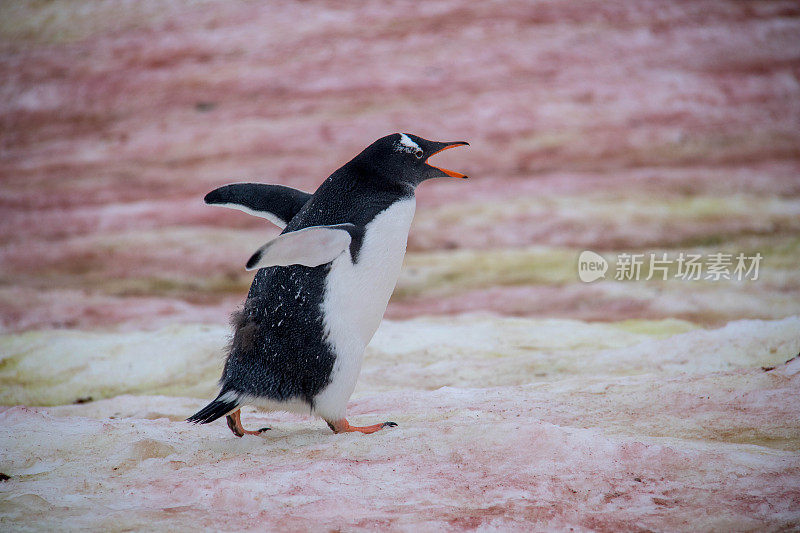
[187,133,469,436]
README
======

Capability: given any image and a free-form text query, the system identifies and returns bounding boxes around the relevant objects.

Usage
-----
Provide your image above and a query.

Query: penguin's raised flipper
[245,223,363,270]
[204,183,312,229]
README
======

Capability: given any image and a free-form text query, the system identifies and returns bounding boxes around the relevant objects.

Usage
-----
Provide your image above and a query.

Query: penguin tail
[186,391,240,425]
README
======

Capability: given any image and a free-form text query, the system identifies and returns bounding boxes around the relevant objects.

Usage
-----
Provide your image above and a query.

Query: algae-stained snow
[2,317,800,531]
[3,0,800,530]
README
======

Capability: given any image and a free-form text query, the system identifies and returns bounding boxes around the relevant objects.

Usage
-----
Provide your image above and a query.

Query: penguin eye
[414,148,423,159]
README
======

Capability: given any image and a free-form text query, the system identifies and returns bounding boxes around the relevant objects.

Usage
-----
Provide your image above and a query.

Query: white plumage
[312,198,417,420]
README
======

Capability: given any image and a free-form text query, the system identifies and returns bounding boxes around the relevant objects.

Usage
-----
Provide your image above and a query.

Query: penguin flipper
[245,223,362,270]
[204,183,312,229]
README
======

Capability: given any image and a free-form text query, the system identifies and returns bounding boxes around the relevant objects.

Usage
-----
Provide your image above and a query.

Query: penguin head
[353,133,469,189]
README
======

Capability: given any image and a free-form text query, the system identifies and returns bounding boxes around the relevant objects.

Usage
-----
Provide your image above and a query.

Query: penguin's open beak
[425,141,470,179]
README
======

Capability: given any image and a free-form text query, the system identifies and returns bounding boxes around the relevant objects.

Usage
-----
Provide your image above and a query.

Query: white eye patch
[394,133,423,157]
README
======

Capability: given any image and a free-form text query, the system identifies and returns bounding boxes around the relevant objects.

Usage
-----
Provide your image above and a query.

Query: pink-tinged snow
[2,0,800,530]
[1,318,799,531]
[2,0,800,328]
[1,394,798,532]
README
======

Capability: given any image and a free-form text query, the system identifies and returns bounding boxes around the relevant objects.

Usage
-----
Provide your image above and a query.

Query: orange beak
[426,141,469,179]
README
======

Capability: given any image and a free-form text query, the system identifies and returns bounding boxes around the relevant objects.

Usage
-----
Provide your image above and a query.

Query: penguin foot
[226,409,270,437]
[326,419,397,435]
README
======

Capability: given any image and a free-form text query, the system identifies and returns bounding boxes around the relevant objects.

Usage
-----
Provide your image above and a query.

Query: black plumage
[187,134,469,432]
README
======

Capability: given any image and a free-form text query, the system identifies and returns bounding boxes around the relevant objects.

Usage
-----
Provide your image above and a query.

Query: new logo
[578,251,608,283]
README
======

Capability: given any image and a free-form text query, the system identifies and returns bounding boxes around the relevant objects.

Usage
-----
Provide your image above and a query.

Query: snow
[0,325,226,405]
[2,316,799,530]
[3,0,800,529]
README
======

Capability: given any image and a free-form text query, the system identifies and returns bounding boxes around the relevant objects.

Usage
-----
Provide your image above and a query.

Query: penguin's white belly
[312,197,416,420]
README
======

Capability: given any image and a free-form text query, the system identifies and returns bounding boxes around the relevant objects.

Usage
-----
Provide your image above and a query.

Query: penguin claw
[226,409,270,437]
[327,419,397,434]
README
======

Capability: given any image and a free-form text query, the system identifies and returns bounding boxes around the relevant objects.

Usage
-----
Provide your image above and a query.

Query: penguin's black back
[220,165,412,406]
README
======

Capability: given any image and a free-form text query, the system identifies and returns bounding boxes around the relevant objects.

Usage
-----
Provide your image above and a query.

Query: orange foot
[225,409,270,437]
[326,419,397,435]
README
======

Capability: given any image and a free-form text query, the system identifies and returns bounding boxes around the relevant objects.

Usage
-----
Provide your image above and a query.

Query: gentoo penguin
[188,133,469,436]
